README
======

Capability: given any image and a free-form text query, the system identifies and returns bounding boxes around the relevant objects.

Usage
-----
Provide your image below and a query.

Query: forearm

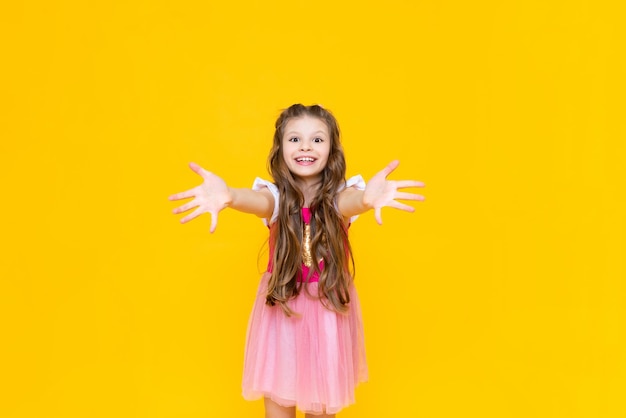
[227,187,274,219]
[337,188,372,220]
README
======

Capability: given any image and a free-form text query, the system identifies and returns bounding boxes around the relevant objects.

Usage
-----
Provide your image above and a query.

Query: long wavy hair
[265,104,355,316]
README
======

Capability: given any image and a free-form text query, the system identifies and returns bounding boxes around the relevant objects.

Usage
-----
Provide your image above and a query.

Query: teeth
[297,157,315,162]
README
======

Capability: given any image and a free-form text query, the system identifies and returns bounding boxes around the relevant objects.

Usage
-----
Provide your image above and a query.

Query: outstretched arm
[337,160,425,225]
[168,162,274,233]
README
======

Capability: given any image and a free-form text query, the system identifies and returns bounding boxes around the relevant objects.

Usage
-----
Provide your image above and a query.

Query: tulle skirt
[242,272,368,415]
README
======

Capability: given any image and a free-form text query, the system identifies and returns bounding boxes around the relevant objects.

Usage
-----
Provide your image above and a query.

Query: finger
[388,201,416,212]
[374,208,383,225]
[168,189,196,201]
[189,161,202,173]
[379,160,400,178]
[180,207,203,224]
[172,200,198,214]
[395,180,425,189]
[395,192,426,201]
[209,211,219,234]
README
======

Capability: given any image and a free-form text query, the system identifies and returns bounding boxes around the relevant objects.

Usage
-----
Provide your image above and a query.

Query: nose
[299,140,312,151]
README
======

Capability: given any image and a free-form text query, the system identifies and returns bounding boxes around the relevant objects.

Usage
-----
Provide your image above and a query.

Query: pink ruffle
[242,272,368,415]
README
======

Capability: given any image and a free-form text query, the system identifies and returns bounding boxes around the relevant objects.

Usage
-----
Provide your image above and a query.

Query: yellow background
[1,0,624,417]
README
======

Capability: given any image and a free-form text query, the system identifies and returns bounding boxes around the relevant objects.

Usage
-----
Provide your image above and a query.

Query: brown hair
[266,104,355,316]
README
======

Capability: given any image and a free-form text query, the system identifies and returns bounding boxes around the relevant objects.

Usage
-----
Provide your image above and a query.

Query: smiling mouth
[296,157,316,163]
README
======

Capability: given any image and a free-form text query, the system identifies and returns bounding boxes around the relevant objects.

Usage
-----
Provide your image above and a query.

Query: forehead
[283,116,329,136]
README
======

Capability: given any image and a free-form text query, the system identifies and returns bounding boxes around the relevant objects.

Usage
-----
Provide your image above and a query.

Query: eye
[313,137,324,143]
[288,137,299,142]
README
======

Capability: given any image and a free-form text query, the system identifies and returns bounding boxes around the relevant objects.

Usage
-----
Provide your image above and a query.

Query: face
[282,116,331,184]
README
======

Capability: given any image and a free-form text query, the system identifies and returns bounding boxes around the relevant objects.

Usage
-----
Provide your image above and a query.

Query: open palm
[363,160,425,225]
[168,162,231,233]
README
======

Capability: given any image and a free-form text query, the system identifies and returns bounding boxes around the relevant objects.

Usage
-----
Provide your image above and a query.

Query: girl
[169,104,425,417]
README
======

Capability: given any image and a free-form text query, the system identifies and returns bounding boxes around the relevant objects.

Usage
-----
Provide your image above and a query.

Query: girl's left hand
[363,160,425,225]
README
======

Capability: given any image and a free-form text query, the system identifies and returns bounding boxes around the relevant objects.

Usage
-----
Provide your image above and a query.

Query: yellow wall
[1,1,624,417]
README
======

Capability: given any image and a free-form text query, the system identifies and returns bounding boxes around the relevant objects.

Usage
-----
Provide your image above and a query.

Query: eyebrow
[284,130,328,136]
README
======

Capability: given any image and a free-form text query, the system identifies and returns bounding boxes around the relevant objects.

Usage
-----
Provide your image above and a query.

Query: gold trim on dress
[302,222,326,267]
[303,223,313,267]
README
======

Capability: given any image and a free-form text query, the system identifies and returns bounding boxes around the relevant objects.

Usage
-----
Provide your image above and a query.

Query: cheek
[321,145,331,161]
[282,141,295,153]
[281,146,292,163]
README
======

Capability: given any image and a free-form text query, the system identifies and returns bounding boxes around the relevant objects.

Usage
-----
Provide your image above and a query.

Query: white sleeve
[345,174,366,191]
[252,177,279,227]
[340,174,367,224]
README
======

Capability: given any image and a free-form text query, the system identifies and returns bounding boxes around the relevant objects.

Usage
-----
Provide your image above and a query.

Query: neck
[294,177,320,207]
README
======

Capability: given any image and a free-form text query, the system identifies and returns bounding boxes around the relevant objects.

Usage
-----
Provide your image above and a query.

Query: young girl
[169,104,425,417]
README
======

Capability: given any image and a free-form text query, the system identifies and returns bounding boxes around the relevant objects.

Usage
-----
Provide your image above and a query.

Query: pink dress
[242,178,368,415]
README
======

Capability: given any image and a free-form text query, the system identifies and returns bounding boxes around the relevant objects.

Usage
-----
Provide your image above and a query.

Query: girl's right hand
[168,162,232,233]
